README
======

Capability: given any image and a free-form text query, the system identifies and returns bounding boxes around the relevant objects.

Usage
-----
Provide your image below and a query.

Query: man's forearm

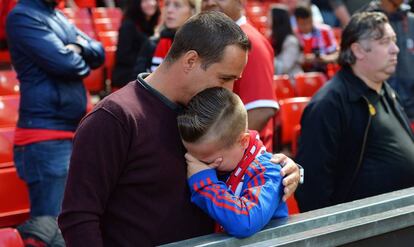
[247,107,276,131]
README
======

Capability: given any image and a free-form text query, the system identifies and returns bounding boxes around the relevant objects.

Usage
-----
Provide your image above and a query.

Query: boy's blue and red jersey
[188,132,288,238]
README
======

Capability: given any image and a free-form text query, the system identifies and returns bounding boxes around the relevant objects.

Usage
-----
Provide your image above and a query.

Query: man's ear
[182,50,199,73]
[351,42,367,60]
[240,132,250,149]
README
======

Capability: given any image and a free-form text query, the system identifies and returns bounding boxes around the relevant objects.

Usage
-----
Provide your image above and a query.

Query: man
[6,0,105,245]
[294,5,339,73]
[59,12,301,246]
[329,0,372,26]
[295,12,414,212]
[202,0,279,151]
[362,0,414,123]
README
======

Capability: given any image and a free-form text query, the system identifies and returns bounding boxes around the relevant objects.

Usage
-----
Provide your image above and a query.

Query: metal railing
[162,187,414,247]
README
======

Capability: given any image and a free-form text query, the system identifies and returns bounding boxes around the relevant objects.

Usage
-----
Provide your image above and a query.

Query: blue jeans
[14,140,72,217]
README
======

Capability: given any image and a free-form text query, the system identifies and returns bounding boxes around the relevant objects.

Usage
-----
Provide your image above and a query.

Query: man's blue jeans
[14,140,72,217]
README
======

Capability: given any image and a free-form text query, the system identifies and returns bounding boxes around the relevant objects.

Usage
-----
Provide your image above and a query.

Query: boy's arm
[188,161,287,238]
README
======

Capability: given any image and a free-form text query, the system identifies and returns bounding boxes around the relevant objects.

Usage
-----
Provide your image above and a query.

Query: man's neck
[351,65,383,93]
[144,64,188,105]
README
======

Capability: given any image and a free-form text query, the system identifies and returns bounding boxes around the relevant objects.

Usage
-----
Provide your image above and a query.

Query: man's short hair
[338,12,389,67]
[294,5,312,19]
[165,11,251,69]
[177,87,247,148]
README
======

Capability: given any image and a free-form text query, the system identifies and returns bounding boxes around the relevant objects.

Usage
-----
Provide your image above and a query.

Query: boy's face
[183,134,248,172]
[296,17,313,34]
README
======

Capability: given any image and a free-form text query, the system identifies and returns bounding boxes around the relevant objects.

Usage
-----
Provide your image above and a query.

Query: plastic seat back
[0,70,19,96]
[295,72,326,97]
[0,95,19,128]
[0,228,24,247]
[273,74,295,100]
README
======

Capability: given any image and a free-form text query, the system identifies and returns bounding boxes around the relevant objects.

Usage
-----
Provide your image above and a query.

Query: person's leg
[14,140,72,246]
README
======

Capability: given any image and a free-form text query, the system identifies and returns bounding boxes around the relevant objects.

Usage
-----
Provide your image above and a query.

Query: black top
[353,85,414,199]
[112,19,151,88]
[59,75,213,246]
[296,66,414,212]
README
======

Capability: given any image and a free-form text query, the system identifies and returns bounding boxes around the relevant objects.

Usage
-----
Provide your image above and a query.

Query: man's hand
[271,153,300,201]
[66,44,82,54]
[185,153,222,178]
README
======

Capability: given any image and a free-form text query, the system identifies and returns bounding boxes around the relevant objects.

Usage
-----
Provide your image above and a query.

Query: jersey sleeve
[188,160,288,238]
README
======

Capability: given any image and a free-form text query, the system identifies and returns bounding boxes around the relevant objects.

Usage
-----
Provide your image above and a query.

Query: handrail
[162,187,414,247]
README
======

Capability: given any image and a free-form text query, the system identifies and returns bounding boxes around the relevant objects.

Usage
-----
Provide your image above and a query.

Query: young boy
[177,87,288,238]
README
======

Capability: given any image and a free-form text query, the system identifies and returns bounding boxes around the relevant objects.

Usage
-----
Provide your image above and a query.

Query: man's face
[201,0,241,21]
[296,17,313,34]
[358,23,399,83]
[184,44,248,104]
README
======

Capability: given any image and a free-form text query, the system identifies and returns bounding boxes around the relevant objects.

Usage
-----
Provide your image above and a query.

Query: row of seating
[274,72,327,100]
[61,7,122,93]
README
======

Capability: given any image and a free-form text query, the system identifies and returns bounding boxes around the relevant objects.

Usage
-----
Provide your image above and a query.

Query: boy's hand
[185,153,222,178]
[271,153,300,201]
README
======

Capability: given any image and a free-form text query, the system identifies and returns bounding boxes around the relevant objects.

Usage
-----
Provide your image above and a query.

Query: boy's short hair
[177,87,247,148]
[165,11,251,70]
[294,5,312,19]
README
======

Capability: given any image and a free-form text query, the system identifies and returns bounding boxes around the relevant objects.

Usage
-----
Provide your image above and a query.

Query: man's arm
[6,12,90,79]
[187,156,287,238]
[58,108,129,246]
[271,153,301,201]
[295,98,343,212]
[247,107,276,132]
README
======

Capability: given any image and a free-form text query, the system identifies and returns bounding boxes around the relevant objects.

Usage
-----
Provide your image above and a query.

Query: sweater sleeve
[58,108,130,247]
[188,160,287,238]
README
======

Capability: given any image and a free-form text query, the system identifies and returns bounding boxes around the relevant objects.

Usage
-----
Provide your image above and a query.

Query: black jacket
[6,0,104,131]
[295,66,414,212]
[112,19,151,88]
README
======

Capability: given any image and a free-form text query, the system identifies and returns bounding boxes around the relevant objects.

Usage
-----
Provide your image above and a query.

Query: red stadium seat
[60,8,90,19]
[273,74,295,100]
[276,97,310,145]
[74,0,96,8]
[0,127,14,164]
[94,18,121,33]
[98,31,118,47]
[286,196,300,215]
[294,72,326,97]
[291,125,301,157]
[84,66,105,93]
[0,95,19,128]
[98,31,118,81]
[0,70,19,96]
[91,7,123,20]
[0,166,30,228]
[0,228,24,247]
[0,50,11,64]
